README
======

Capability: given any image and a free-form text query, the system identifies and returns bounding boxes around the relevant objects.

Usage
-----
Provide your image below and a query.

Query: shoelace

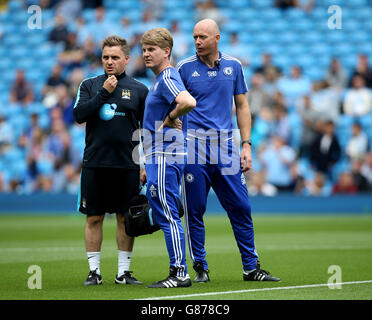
[257,268,271,275]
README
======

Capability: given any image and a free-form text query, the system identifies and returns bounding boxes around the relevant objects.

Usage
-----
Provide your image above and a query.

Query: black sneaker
[147,267,192,288]
[83,269,102,286]
[193,261,210,283]
[243,266,280,282]
[115,271,142,285]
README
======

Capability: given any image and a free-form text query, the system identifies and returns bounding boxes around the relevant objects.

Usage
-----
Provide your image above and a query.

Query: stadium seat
[275,31,298,45]
[251,0,272,8]
[332,159,351,182]
[297,158,314,180]
[299,31,323,45]
[236,8,255,22]
[359,114,372,131]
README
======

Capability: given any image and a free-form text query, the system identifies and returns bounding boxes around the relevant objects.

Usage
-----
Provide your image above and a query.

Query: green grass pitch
[0,214,371,300]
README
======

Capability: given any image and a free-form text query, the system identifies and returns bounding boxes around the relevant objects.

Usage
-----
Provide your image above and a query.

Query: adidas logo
[192,70,200,77]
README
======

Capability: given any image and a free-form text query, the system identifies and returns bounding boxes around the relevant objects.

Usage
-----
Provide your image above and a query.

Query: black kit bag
[124,194,160,237]
[124,193,184,237]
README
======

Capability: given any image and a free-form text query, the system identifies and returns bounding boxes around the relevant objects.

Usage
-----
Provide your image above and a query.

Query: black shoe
[147,267,192,288]
[193,261,210,283]
[115,271,142,285]
[243,266,280,282]
[83,269,102,286]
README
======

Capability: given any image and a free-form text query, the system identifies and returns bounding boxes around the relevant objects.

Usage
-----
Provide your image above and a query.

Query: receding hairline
[194,19,220,36]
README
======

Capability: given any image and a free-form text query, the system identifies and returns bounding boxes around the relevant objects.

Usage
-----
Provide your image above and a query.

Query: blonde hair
[101,35,130,56]
[141,28,173,57]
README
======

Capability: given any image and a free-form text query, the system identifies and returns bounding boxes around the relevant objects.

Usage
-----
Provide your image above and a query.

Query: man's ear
[164,47,171,59]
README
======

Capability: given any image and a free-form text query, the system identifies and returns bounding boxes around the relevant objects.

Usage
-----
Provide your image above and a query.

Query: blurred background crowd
[0,0,372,196]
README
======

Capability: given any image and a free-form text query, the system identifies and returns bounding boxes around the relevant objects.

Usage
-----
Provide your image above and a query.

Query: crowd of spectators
[246,51,372,196]
[1,0,372,196]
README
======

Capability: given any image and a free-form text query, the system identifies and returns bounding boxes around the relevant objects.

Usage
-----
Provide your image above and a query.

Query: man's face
[193,25,218,57]
[142,44,169,69]
[101,46,129,76]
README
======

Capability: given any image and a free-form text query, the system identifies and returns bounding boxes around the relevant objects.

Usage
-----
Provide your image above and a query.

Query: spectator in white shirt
[346,122,369,161]
[343,75,372,117]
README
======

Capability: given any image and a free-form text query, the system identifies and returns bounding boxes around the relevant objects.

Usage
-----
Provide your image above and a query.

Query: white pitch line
[137,280,372,300]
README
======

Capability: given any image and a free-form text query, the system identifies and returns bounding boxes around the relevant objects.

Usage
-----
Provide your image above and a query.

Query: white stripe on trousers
[181,175,195,264]
[158,155,184,276]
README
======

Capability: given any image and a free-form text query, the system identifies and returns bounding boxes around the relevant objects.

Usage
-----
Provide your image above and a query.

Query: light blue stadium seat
[294,54,315,69]
[3,147,24,170]
[348,31,371,47]
[2,33,24,47]
[254,32,276,46]
[27,102,46,116]
[179,20,194,33]
[266,18,290,33]
[15,59,36,72]
[297,158,314,180]
[272,55,292,72]
[1,22,19,35]
[299,31,323,45]
[332,159,351,182]
[123,9,142,21]
[346,0,367,7]
[105,10,122,22]
[244,20,266,33]
[257,7,282,21]
[331,43,354,57]
[319,0,345,7]
[275,31,298,45]
[25,32,46,48]
[251,0,272,8]
[222,20,241,34]
[309,43,332,57]
[325,30,348,45]
[236,8,256,22]
[115,0,143,11]
[36,159,54,177]
[81,9,95,23]
[165,0,192,10]
[8,0,24,12]
[337,114,354,130]
[340,54,358,70]
[310,7,328,21]
[38,113,51,130]
[342,19,362,33]
[284,7,306,20]
[292,18,314,32]
[354,43,372,57]
[304,68,325,81]
[263,44,282,57]
[286,45,308,57]
[359,114,372,131]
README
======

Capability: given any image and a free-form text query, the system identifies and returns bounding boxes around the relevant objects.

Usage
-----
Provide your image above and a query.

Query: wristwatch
[241,139,252,147]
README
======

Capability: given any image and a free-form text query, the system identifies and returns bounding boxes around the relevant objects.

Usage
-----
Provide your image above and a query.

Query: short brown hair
[101,35,130,56]
[141,28,173,56]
